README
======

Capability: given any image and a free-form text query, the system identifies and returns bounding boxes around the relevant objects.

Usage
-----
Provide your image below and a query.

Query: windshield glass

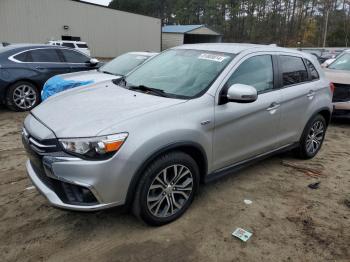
[100,53,150,76]
[124,49,234,98]
[328,53,350,71]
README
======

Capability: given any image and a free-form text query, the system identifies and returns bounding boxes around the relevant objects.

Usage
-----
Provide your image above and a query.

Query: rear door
[28,48,71,87]
[277,55,319,145]
[213,53,282,170]
[59,48,94,72]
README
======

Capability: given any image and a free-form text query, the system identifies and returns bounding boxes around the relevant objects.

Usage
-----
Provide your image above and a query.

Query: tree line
[108,0,350,47]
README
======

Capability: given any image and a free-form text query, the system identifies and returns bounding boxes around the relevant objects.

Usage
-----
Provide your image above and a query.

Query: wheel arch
[317,108,332,126]
[125,142,208,207]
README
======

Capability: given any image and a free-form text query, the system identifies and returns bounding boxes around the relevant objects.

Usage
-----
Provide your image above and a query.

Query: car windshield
[123,49,234,98]
[328,53,350,70]
[99,53,151,76]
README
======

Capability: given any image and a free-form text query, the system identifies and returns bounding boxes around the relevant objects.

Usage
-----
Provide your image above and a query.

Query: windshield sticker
[136,56,147,60]
[198,53,228,62]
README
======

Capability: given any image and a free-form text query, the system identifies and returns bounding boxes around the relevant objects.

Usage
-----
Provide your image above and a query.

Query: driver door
[213,54,282,170]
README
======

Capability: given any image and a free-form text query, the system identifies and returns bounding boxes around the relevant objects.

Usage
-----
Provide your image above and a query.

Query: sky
[82,0,112,6]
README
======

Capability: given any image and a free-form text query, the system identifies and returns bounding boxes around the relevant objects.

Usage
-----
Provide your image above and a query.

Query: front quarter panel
[95,94,215,204]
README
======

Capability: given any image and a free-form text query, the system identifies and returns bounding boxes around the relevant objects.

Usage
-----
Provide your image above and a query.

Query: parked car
[321,49,349,68]
[41,52,157,100]
[48,41,91,56]
[22,44,332,226]
[0,44,99,111]
[324,50,350,117]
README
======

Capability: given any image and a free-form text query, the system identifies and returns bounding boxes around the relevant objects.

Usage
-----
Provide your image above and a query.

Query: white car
[41,51,157,100]
[48,40,91,56]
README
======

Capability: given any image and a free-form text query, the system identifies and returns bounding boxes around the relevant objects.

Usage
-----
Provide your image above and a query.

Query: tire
[6,81,40,111]
[132,151,200,226]
[295,114,326,159]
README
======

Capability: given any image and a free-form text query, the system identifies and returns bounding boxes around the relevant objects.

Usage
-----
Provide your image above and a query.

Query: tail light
[330,82,335,94]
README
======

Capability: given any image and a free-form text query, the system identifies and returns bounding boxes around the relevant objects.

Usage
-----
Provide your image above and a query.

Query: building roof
[162,25,204,34]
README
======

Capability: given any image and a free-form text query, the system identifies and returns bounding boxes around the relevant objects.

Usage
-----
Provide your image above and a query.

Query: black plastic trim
[205,143,299,183]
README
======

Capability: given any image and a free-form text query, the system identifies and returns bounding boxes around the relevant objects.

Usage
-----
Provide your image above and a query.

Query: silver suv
[22,44,333,225]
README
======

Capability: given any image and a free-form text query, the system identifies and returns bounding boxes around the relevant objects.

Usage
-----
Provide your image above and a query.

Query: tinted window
[226,55,274,92]
[77,44,88,48]
[305,59,319,80]
[61,49,89,63]
[280,56,308,86]
[30,49,61,62]
[14,51,32,62]
[62,42,75,48]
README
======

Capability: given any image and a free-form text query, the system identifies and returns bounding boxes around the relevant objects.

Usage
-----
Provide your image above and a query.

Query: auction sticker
[232,228,252,242]
[198,53,228,62]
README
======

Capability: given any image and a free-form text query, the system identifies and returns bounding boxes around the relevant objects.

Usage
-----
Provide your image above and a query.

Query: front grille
[22,128,98,206]
[333,83,350,102]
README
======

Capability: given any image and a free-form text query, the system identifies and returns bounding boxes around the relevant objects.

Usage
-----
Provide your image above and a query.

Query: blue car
[0,44,99,111]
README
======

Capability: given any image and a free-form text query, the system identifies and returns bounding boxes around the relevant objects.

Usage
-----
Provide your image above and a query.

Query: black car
[0,44,99,111]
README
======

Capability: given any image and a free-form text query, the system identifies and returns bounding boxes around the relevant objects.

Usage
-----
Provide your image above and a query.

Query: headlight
[59,133,128,160]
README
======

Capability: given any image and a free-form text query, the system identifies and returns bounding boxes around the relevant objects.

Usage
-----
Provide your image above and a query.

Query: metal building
[0,0,161,58]
[162,25,222,50]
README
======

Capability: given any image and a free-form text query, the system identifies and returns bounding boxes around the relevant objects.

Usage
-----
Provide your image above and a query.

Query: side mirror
[226,84,258,103]
[89,58,99,66]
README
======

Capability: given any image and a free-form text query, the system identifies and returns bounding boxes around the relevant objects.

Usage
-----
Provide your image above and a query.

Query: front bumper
[333,101,350,117]
[26,160,119,211]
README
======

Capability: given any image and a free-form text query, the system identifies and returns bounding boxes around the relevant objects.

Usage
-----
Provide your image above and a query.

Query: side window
[305,59,319,80]
[62,42,75,48]
[226,55,274,93]
[14,51,32,62]
[60,49,89,63]
[280,56,308,86]
[77,43,88,48]
[29,49,61,62]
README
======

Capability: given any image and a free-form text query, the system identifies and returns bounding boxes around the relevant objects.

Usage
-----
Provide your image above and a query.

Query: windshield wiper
[129,85,168,97]
[98,69,123,76]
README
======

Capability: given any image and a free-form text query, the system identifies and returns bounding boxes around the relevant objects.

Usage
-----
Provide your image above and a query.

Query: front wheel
[132,151,199,226]
[295,114,326,159]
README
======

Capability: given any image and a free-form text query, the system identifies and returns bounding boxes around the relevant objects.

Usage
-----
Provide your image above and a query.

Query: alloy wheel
[147,164,193,218]
[306,120,324,154]
[13,84,37,110]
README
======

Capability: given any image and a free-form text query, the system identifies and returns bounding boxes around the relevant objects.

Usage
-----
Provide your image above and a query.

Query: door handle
[306,90,315,98]
[267,102,280,111]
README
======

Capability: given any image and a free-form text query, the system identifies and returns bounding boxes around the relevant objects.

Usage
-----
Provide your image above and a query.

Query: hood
[60,70,120,82]
[32,82,184,138]
[324,68,350,85]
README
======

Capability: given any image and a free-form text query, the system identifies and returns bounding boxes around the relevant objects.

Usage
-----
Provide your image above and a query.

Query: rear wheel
[6,81,40,111]
[295,114,326,159]
[132,151,199,226]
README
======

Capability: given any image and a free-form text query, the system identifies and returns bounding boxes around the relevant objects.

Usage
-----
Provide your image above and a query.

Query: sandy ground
[0,106,349,262]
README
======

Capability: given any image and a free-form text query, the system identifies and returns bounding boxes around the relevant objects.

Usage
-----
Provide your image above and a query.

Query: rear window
[62,42,75,48]
[29,49,61,62]
[280,56,308,86]
[77,44,88,48]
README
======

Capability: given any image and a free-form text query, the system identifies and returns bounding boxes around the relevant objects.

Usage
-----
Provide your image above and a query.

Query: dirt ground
[0,106,349,262]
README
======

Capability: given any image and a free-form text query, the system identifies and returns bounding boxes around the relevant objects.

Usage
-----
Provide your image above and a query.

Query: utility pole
[323,7,329,47]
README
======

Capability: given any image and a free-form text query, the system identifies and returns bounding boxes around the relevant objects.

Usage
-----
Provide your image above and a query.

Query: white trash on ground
[232,228,253,242]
